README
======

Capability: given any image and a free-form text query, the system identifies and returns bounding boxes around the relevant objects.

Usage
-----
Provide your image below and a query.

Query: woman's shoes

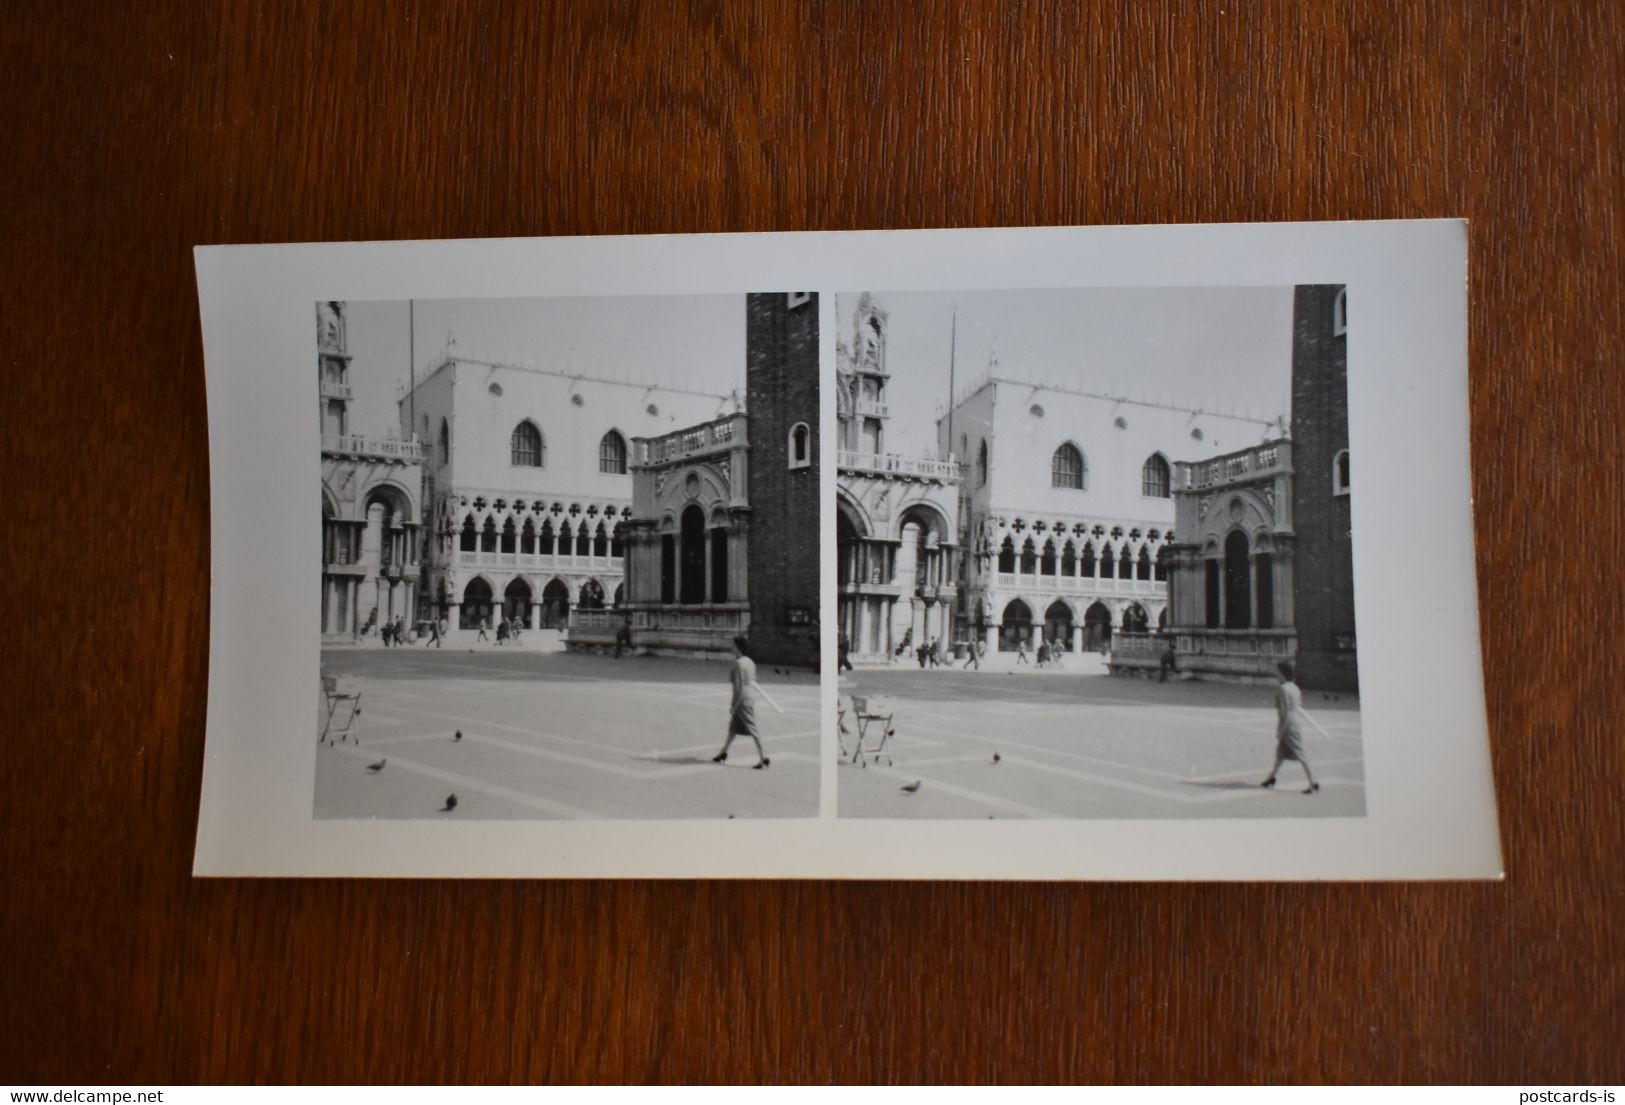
[712,752,727,764]
[754,758,771,770]
[1305,782,1320,795]
[1260,777,1276,789]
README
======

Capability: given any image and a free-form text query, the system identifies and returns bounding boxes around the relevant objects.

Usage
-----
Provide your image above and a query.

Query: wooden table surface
[4,1,1620,1085]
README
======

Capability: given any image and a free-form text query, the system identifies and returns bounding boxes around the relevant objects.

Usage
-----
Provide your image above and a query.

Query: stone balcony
[1176,440,1290,492]
[321,434,425,462]
[635,413,747,467]
[838,450,963,482]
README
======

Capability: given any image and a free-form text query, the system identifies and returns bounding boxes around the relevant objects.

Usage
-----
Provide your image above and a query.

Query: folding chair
[850,695,896,768]
[320,674,362,744]
[836,697,852,762]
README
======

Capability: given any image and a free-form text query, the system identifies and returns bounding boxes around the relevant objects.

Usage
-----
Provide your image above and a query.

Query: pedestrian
[963,638,981,670]
[929,638,942,667]
[712,635,771,769]
[1261,661,1320,794]
[1159,634,1177,683]
[397,616,409,645]
[496,618,509,645]
[426,618,441,648]
[477,617,490,643]
[916,642,929,668]
[838,629,854,673]
[510,618,522,645]
[615,617,632,659]
[439,616,449,643]
[1015,638,1030,664]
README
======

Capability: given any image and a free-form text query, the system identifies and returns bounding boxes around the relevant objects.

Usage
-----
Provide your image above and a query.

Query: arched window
[1019,538,1037,575]
[459,514,476,552]
[1333,287,1348,336]
[438,419,450,466]
[1141,454,1171,498]
[1060,541,1076,576]
[1137,547,1152,580]
[1119,546,1134,580]
[511,421,544,467]
[500,517,517,554]
[1081,542,1096,577]
[593,523,609,559]
[480,517,497,553]
[788,422,812,470]
[1224,530,1252,629]
[997,536,1015,574]
[1333,449,1351,495]
[977,440,989,487]
[1040,540,1057,576]
[599,430,627,475]
[1099,542,1115,579]
[1051,443,1086,489]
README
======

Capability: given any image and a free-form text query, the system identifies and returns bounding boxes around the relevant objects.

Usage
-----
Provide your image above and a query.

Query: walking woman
[1261,661,1319,794]
[713,635,771,769]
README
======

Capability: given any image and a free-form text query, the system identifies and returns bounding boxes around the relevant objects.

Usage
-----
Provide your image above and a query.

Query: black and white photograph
[315,293,821,820]
[836,286,1364,818]
[194,223,1495,878]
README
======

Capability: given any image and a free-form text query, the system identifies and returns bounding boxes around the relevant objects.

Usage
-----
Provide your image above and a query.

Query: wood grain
[3,0,1620,1084]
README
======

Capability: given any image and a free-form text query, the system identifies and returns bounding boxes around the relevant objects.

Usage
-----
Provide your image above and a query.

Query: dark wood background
[4,0,1620,1085]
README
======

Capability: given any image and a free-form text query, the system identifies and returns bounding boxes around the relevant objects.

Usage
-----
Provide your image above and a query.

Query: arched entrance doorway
[541,578,570,629]
[680,504,706,604]
[1122,603,1149,634]
[579,579,605,610]
[613,582,624,608]
[1084,601,1112,651]
[1044,600,1074,651]
[999,599,1032,652]
[461,577,494,631]
[503,578,532,626]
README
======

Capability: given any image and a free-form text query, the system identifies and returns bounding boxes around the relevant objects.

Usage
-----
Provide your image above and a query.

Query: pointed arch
[599,429,628,474]
[511,420,544,467]
[1051,441,1086,489]
[1141,452,1171,498]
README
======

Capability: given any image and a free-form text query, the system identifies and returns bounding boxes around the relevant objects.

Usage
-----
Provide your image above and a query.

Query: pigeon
[727,814,736,820]
[366,758,387,773]
[440,794,458,812]
[900,781,922,794]
[991,752,1001,764]
[454,729,463,742]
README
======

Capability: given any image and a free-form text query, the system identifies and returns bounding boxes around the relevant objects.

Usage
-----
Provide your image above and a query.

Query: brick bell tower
[744,292,820,668]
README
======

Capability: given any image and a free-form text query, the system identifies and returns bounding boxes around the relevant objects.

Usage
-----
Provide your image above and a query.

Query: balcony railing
[838,450,962,482]
[321,434,425,461]
[994,572,1164,595]
[320,381,354,400]
[1179,441,1288,491]
[636,413,746,466]
[455,550,623,572]
[853,398,889,419]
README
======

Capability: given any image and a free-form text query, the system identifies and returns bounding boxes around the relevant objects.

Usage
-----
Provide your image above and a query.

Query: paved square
[316,639,820,820]
[837,658,1364,819]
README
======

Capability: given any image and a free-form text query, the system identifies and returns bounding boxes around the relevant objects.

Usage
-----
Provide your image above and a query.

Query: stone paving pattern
[838,655,1364,819]
[316,636,819,820]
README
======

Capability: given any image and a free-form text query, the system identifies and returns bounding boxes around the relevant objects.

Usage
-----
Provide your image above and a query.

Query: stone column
[1072,623,1084,653]
[984,622,998,653]
[856,595,870,655]
[529,603,541,631]
[703,529,714,604]
[1272,538,1296,629]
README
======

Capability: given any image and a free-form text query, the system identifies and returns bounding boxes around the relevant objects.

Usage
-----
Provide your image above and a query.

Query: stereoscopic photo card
[193,221,1500,879]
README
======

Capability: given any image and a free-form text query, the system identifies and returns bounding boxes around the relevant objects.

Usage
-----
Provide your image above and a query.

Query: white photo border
[193,221,1500,879]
